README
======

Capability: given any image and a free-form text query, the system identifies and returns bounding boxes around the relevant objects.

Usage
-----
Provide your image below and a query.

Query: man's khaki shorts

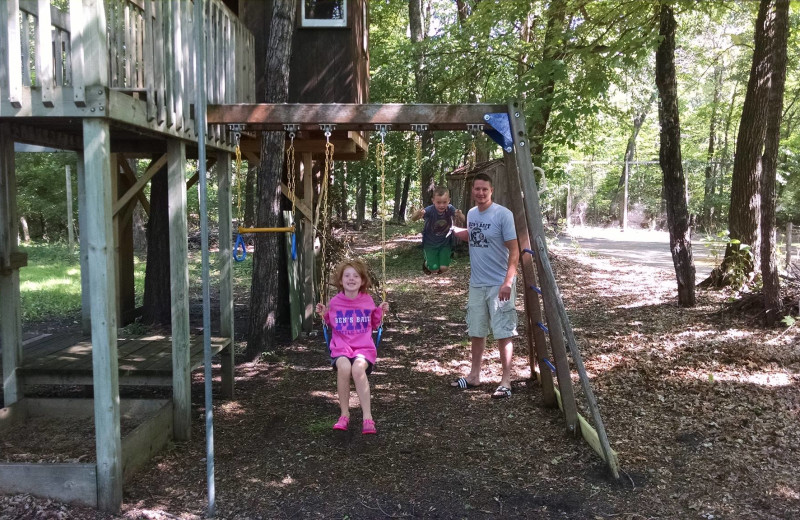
[466,284,518,339]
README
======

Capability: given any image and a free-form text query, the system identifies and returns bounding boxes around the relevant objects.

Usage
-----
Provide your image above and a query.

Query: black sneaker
[422,261,432,274]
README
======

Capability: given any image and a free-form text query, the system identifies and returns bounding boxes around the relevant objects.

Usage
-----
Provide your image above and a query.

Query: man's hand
[498,284,512,302]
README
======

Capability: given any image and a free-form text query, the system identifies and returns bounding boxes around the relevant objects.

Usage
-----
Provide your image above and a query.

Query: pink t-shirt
[322,292,384,364]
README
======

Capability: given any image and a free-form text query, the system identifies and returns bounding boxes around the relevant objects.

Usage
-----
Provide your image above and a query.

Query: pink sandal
[362,419,377,435]
[333,416,350,431]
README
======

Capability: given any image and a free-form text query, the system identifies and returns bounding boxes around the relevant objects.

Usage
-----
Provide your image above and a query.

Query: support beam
[207,103,508,131]
[167,139,191,441]
[77,154,91,334]
[505,101,579,434]
[118,158,151,215]
[216,151,235,398]
[0,123,23,406]
[113,155,167,216]
[83,119,122,512]
[301,153,314,333]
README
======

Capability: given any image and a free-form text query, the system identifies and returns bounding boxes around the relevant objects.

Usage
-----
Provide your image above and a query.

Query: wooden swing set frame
[207,100,620,478]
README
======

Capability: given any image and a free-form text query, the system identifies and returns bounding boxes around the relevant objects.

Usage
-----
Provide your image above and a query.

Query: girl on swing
[316,259,389,434]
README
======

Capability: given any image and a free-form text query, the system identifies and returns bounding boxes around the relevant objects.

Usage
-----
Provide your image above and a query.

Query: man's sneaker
[422,261,432,274]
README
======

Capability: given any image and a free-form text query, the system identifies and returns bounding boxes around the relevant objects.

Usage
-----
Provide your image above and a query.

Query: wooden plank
[0,271,22,407]
[54,28,64,87]
[0,464,98,507]
[68,0,85,105]
[505,100,579,434]
[503,150,555,407]
[121,400,172,482]
[112,154,166,216]
[167,139,190,441]
[171,0,183,132]
[153,0,165,124]
[82,118,122,512]
[5,0,23,106]
[76,155,91,333]
[36,0,53,105]
[118,157,151,215]
[217,151,235,398]
[206,103,509,131]
[81,0,108,88]
[144,0,155,120]
[0,124,15,269]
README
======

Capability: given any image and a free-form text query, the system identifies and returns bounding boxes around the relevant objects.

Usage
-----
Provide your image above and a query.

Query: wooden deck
[17,333,231,387]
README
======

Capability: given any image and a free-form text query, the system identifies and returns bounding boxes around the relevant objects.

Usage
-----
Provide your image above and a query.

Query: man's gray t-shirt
[467,203,516,287]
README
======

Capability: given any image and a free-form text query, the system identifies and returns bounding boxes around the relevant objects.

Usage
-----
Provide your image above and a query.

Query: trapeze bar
[207,103,509,131]
[238,226,294,234]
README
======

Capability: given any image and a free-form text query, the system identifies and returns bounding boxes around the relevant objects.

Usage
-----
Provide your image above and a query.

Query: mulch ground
[1,232,799,519]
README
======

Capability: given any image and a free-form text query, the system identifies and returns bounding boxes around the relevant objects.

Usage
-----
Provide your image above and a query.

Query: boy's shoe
[362,419,377,434]
[333,416,350,431]
[422,261,432,274]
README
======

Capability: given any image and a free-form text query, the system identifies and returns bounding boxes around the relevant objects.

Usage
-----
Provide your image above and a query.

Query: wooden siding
[0,0,255,146]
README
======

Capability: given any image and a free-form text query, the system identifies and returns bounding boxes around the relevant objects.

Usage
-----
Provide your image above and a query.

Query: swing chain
[319,125,335,304]
[375,125,389,302]
[229,125,246,223]
[467,124,482,171]
[284,125,299,221]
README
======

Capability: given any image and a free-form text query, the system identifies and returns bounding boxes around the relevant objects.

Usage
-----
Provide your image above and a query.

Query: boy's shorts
[423,245,453,271]
[466,284,518,339]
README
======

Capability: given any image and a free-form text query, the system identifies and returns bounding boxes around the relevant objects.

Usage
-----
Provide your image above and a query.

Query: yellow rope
[469,136,477,171]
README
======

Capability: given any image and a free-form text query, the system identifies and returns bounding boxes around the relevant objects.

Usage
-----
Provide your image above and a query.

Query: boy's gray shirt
[466,203,516,287]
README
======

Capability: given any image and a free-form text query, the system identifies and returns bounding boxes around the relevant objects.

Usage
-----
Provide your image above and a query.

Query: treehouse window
[302,0,347,27]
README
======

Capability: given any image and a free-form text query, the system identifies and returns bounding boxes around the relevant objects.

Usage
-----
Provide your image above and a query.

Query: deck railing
[1,0,254,141]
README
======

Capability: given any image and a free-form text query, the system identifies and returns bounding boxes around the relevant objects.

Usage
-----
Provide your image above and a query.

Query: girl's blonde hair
[332,259,372,294]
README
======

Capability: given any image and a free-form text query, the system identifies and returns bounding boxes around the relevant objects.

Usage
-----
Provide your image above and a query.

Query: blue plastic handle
[536,321,549,333]
[291,232,297,261]
[233,234,247,262]
[544,358,557,373]
[530,285,542,295]
[523,248,536,256]
[375,325,383,349]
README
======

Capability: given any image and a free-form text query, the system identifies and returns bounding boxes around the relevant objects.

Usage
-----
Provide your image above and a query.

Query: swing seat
[322,323,384,352]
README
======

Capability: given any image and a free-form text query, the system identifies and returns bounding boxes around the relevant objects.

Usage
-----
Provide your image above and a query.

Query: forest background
[12,0,800,335]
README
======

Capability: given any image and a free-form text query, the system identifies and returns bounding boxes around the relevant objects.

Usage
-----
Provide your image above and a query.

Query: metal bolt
[98,89,103,95]
[515,112,520,118]
[519,140,525,147]
[484,114,490,120]
[90,108,95,112]
[99,106,104,111]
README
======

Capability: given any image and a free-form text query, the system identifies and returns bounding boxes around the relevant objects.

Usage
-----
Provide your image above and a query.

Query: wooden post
[503,151,555,407]
[68,0,86,106]
[506,100,579,434]
[0,123,23,406]
[77,154,91,334]
[4,0,23,107]
[112,156,135,326]
[83,119,123,512]
[302,153,314,333]
[217,151,235,398]
[167,139,191,441]
[66,165,75,253]
[36,0,54,106]
[786,222,793,268]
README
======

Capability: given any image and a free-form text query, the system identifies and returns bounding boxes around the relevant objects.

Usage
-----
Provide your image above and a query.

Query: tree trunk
[530,0,568,166]
[371,178,378,219]
[398,171,411,223]
[141,162,171,325]
[721,0,773,280]
[247,0,295,359]
[761,0,789,326]
[355,165,366,230]
[244,162,256,227]
[655,3,695,307]
[701,66,722,230]
[19,216,30,242]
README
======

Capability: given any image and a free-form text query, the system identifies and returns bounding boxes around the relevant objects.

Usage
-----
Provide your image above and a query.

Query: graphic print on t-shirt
[333,308,371,335]
[433,215,452,236]
[469,222,490,248]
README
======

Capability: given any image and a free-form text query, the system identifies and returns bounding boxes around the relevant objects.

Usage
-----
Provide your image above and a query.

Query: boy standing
[411,187,465,274]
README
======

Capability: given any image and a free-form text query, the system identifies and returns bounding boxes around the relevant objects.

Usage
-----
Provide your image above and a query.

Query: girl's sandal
[333,416,350,431]
[362,419,377,435]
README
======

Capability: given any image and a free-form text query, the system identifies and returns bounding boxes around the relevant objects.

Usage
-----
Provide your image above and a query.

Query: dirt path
[558,226,718,280]
[1,230,798,519]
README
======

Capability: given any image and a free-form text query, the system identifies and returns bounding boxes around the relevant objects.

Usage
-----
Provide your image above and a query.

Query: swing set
[209,101,620,479]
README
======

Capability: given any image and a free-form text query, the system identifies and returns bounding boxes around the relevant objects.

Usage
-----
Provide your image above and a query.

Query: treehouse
[0,0,371,511]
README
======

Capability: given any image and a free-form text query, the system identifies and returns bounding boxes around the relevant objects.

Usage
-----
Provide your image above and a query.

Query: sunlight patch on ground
[219,401,245,415]
[773,484,800,501]
[674,329,724,340]
[686,370,794,387]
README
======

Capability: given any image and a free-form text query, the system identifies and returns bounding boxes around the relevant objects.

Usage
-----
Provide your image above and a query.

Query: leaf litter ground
[1,228,799,519]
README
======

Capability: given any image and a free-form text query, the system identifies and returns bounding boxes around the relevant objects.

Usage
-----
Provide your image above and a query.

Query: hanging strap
[284,124,299,261]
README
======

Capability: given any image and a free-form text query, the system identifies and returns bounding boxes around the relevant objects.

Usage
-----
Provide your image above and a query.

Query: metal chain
[285,127,297,220]
[376,127,388,302]
[320,129,334,304]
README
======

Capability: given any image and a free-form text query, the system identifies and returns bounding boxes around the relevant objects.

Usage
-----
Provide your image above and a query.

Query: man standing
[450,173,519,398]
